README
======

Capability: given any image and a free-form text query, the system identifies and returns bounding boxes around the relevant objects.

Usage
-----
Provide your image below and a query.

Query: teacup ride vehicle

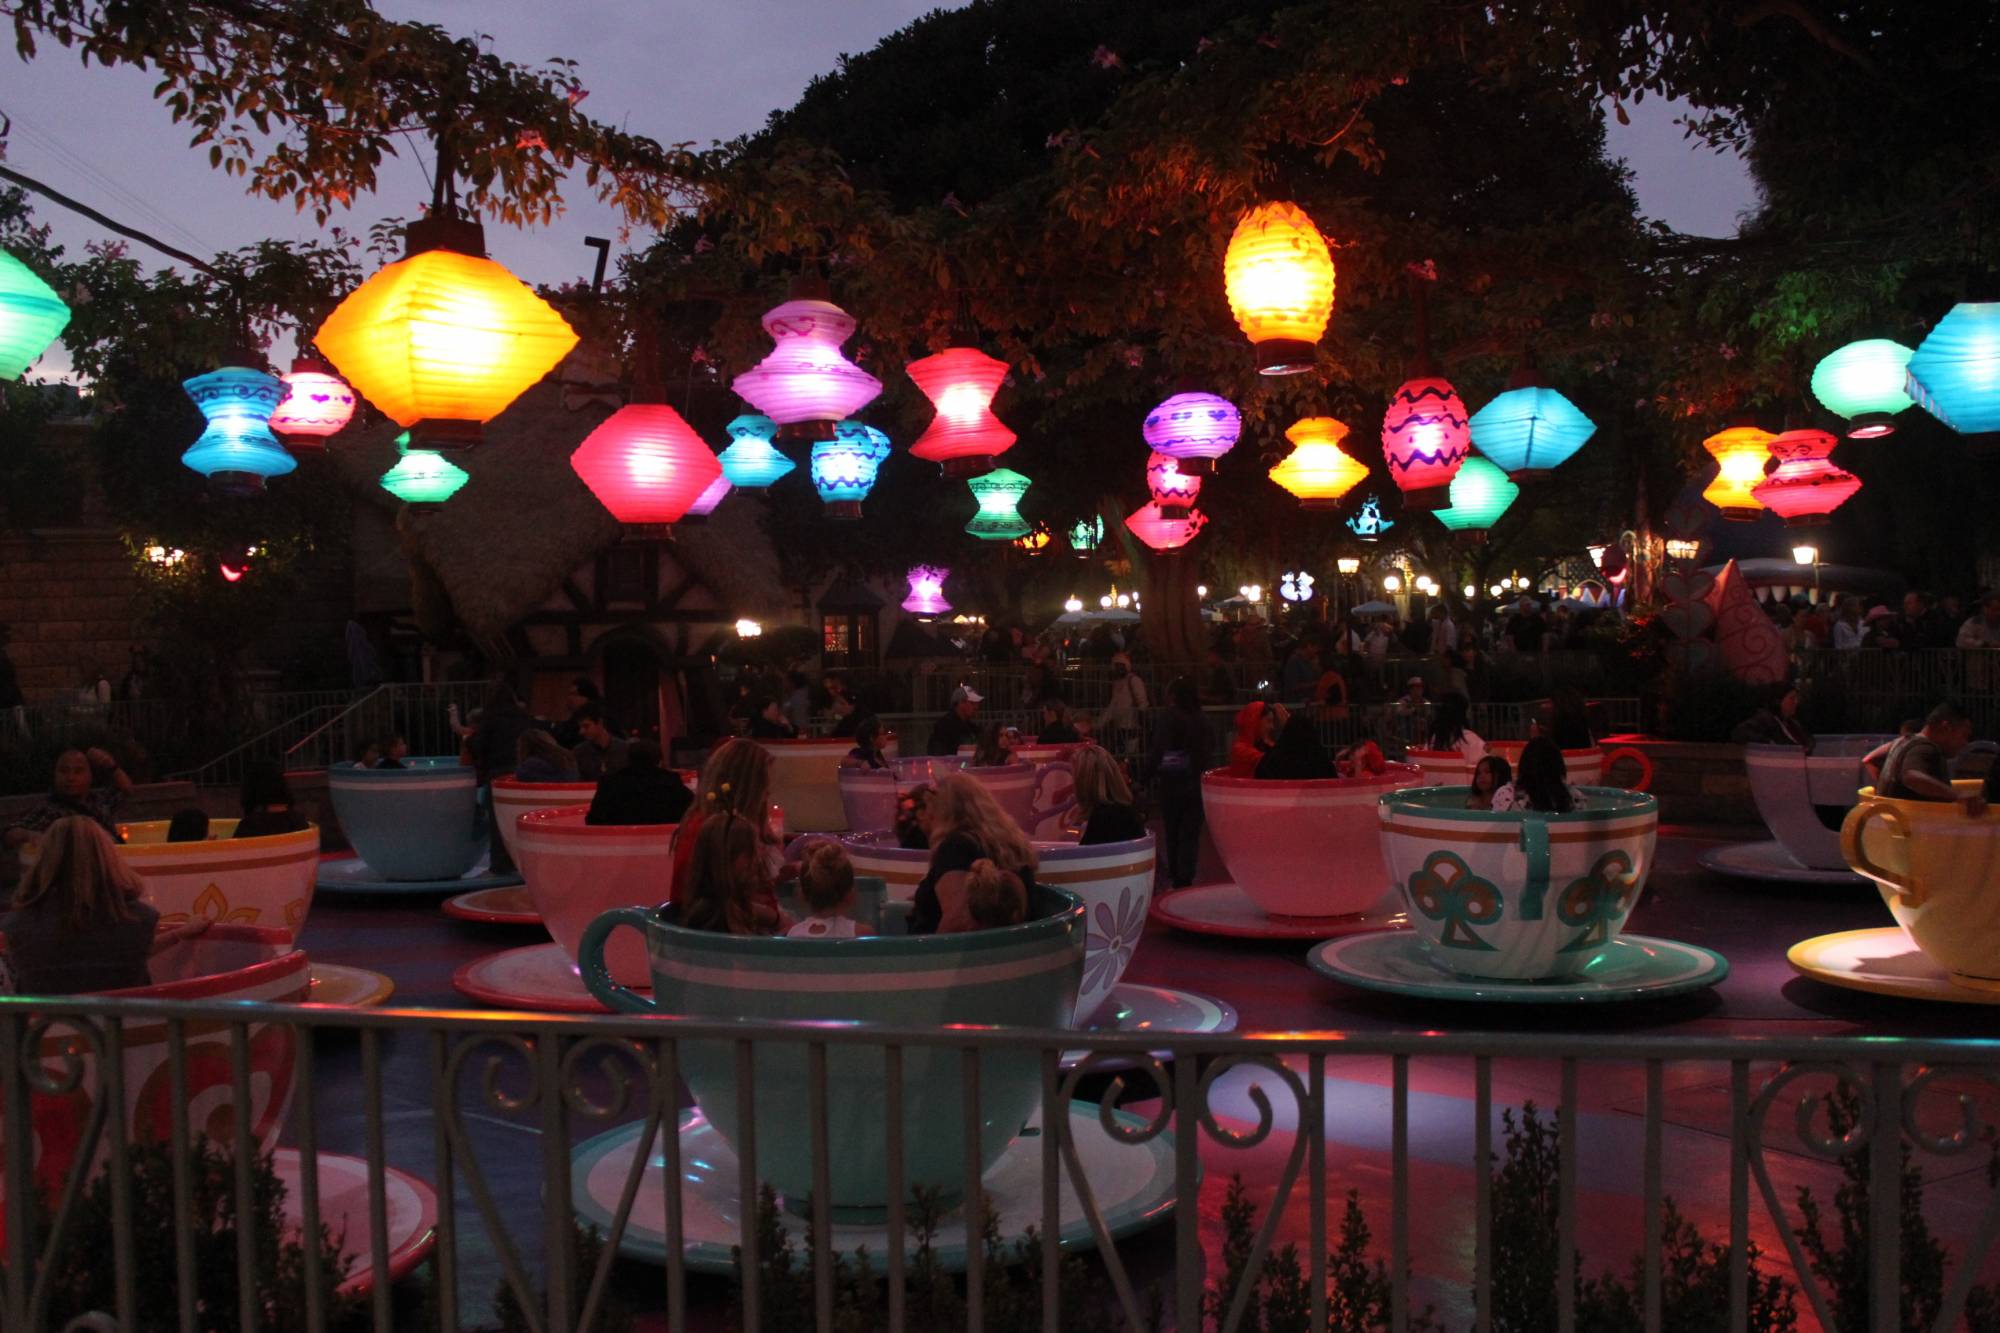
[1788,782,2000,1004]
[320,758,522,895]
[452,805,680,1012]
[0,925,438,1284]
[824,829,1235,1054]
[956,742,1085,837]
[835,755,951,837]
[754,734,899,835]
[1697,735,1893,886]
[1152,765,1427,938]
[1309,785,1729,1002]
[570,885,1179,1272]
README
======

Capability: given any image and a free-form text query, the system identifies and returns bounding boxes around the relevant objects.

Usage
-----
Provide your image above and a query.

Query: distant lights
[735,618,763,638]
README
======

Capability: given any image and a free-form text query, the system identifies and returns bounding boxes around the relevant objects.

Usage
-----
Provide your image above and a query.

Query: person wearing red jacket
[1227,700,1285,776]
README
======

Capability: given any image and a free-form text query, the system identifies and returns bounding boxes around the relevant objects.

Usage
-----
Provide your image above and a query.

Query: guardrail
[1797,647,2000,731]
[3,997,1994,1332]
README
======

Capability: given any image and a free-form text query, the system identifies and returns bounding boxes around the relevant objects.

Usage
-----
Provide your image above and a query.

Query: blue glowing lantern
[180,367,296,494]
[1810,339,1914,438]
[965,467,1032,540]
[0,249,72,381]
[1906,303,2000,435]
[718,413,796,489]
[1468,384,1596,477]
[1346,495,1395,541]
[811,419,891,519]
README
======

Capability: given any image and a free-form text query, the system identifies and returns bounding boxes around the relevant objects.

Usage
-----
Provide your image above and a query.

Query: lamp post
[1791,543,1822,604]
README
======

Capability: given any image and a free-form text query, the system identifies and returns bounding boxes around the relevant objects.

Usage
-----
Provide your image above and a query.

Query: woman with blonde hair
[668,739,777,907]
[1065,743,1146,845]
[2,817,207,993]
[913,771,1038,934]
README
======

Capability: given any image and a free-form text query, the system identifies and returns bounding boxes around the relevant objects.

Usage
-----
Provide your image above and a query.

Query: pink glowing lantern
[906,346,1016,478]
[902,565,951,617]
[1125,502,1208,552]
[1751,428,1861,526]
[1141,391,1240,475]
[730,294,882,443]
[270,359,357,445]
[1145,451,1203,519]
[1381,376,1470,510]
[569,403,725,529]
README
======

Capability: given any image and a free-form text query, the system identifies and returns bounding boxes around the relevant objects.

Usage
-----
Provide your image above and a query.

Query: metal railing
[1798,647,2000,731]
[4,997,1998,1332]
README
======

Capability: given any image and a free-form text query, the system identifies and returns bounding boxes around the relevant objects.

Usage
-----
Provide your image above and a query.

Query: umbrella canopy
[1350,600,1398,615]
[1054,608,1142,625]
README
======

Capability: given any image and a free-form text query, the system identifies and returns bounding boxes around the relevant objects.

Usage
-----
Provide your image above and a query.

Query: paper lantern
[1810,339,1914,438]
[683,472,732,523]
[906,346,1016,477]
[379,449,468,506]
[810,419,891,518]
[903,565,951,617]
[1432,457,1520,539]
[1014,523,1053,553]
[1699,425,1775,520]
[1468,385,1596,477]
[1141,391,1240,475]
[718,414,795,489]
[1280,571,1315,603]
[0,249,71,381]
[1146,451,1203,519]
[270,360,357,444]
[1069,515,1104,554]
[731,296,882,442]
[569,403,725,528]
[1223,201,1334,375]
[180,367,297,494]
[314,216,577,449]
[1751,428,1859,526]
[1346,495,1394,540]
[1124,502,1207,552]
[964,467,1032,540]
[1269,416,1368,508]
[1381,377,1470,509]
[1906,302,2000,435]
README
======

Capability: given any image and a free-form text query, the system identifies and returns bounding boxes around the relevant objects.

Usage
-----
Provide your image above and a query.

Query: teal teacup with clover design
[1378,786,1659,980]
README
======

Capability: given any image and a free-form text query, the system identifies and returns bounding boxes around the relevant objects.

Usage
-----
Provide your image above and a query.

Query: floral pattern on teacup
[1409,851,1502,950]
[1083,886,1146,994]
[1556,851,1639,953]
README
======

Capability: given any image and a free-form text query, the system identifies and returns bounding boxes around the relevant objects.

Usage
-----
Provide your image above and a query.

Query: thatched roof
[335,359,789,647]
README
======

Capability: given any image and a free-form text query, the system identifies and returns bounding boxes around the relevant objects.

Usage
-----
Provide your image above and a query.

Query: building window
[819,613,877,668]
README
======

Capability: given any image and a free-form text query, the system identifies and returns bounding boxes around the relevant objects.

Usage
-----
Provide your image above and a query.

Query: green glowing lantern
[0,249,71,381]
[1432,456,1519,539]
[964,467,1032,540]
[1810,339,1915,438]
[380,449,469,506]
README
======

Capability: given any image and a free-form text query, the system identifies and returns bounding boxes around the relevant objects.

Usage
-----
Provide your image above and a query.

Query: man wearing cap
[928,685,983,756]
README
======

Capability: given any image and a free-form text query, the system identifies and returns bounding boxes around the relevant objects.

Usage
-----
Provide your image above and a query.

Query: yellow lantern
[1699,424,1775,520]
[1269,416,1369,507]
[1223,201,1335,375]
[315,217,578,449]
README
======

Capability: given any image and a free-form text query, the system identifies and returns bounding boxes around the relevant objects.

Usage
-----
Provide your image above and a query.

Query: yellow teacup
[1841,782,2000,990]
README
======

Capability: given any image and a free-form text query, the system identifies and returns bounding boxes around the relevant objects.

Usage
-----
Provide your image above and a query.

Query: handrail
[164,701,352,784]
[281,683,390,764]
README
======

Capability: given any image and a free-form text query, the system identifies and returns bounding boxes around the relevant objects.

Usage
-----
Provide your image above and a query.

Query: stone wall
[0,528,151,700]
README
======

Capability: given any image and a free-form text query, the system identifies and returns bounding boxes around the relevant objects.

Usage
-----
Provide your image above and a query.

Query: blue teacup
[327,758,483,881]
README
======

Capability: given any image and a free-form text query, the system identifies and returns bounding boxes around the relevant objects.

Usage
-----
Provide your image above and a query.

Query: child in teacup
[1489,738,1585,813]
[681,812,792,936]
[946,857,1027,933]
[786,843,866,939]
[1465,755,1512,811]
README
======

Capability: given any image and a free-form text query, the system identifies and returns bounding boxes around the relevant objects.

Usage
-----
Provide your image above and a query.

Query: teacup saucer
[271,1150,436,1295]
[451,941,646,1013]
[1150,883,1408,940]
[1064,983,1239,1070]
[303,962,396,1008]
[316,855,524,896]
[441,885,542,925]
[1787,928,2000,1005]
[1697,840,1863,887]
[571,1102,1178,1274]
[1308,931,1729,1003]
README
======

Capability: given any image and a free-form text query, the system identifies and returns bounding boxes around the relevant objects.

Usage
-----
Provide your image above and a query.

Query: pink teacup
[1201,765,1426,917]
[514,806,677,987]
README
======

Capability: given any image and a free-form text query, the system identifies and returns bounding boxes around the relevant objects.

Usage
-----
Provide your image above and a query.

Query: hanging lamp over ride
[717,414,795,490]
[569,326,725,534]
[1905,302,2000,435]
[0,248,72,381]
[1069,515,1104,554]
[315,212,578,450]
[1751,428,1860,525]
[1124,502,1207,552]
[1467,353,1597,477]
[1698,424,1775,520]
[1145,451,1203,519]
[1142,391,1241,476]
[270,357,357,446]
[1810,339,1915,438]
[964,467,1032,540]
[906,345,1016,478]
[1222,201,1335,375]
[730,276,882,444]
[1268,416,1369,508]
[379,448,469,507]
[811,419,892,519]
[180,366,297,495]
[903,565,951,617]
[1431,456,1520,540]
[1380,267,1468,509]
[682,472,732,524]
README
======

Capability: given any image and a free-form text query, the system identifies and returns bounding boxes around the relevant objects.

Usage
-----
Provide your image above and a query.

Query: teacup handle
[1840,799,1923,906]
[579,907,658,1014]
[1600,746,1654,793]
[1517,819,1552,920]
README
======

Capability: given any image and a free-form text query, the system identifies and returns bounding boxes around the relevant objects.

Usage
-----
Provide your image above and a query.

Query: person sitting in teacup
[679,812,792,936]
[1489,738,1585,814]
[786,842,867,939]
[949,858,1027,932]
[1875,702,1988,816]
[1465,755,1512,811]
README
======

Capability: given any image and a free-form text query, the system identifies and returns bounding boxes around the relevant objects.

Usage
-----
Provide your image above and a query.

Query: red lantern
[1124,502,1207,552]
[906,346,1016,478]
[1145,451,1202,519]
[1751,428,1860,526]
[569,404,724,530]
[1381,376,1470,510]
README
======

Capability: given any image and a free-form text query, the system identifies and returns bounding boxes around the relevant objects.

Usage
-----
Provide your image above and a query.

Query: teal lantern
[811,419,891,519]
[0,250,71,381]
[1069,515,1104,554]
[965,467,1032,540]
[1468,385,1596,477]
[1432,457,1519,539]
[1810,339,1915,438]
[718,413,796,489]
[1905,304,2000,435]
[180,367,296,494]
[381,449,469,506]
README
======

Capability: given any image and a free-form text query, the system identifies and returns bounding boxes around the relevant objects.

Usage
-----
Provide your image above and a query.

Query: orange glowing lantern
[1699,425,1775,520]
[906,346,1016,478]
[1269,416,1369,508]
[1223,201,1334,375]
